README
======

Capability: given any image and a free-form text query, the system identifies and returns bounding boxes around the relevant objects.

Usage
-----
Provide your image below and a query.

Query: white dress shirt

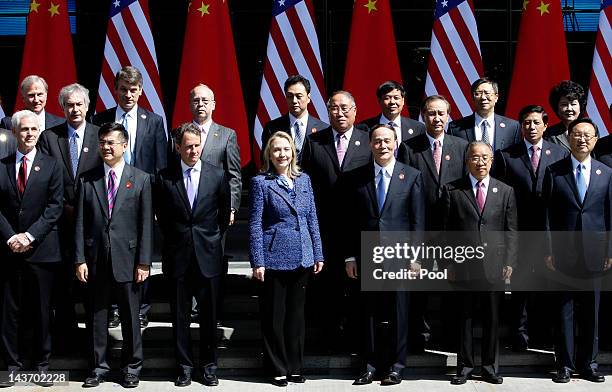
[474,113,495,144]
[374,158,395,196]
[571,155,591,188]
[115,105,138,156]
[192,119,212,147]
[469,174,490,199]
[426,132,445,152]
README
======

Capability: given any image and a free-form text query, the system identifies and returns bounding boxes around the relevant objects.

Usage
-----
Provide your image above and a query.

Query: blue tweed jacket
[249,172,324,270]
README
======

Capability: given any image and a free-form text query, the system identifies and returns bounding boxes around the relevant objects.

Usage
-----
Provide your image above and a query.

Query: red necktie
[17,155,27,195]
[433,139,441,175]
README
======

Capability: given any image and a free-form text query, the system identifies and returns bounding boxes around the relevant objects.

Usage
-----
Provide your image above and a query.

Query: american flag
[95,0,166,130]
[586,0,611,136]
[253,0,328,150]
[424,0,483,120]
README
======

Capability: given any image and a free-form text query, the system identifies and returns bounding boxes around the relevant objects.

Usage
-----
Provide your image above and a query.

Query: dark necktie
[530,145,540,173]
[433,139,441,175]
[377,168,387,213]
[481,120,490,145]
[17,155,27,195]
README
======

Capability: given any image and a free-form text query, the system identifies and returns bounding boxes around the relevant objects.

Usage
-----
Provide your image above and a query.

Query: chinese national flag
[172,0,251,167]
[506,0,570,121]
[16,0,76,116]
[343,0,405,121]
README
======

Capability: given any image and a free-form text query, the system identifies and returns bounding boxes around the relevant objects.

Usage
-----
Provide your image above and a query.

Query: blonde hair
[261,131,302,179]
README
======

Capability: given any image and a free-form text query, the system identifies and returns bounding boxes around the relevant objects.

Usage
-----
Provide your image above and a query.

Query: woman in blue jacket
[249,131,324,386]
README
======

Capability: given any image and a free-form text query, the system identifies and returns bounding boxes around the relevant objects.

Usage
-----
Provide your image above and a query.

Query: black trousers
[456,291,500,376]
[1,262,57,371]
[87,262,142,376]
[260,267,311,377]
[170,261,220,375]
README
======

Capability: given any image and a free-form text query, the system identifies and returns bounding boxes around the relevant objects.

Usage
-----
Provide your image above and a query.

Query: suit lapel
[562,158,582,205]
[133,107,146,165]
[482,178,500,217]
[518,143,537,180]
[305,116,318,136]
[584,161,602,205]
[364,164,378,214]
[322,131,340,171]
[465,115,476,142]
[92,168,109,219]
[342,130,367,171]
[173,165,192,213]
[78,124,98,176]
[460,178,481,216]
[268,179,297,214]
[22,152,43,197]
[5,157,19,201]
[420,144,439,184]
[57,124,74,180]
[439,137,460,184]
[381,164,405,213]
[536,141,553,180]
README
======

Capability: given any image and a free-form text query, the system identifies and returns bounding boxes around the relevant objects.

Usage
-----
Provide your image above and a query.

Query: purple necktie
[530,145,540,173]
[185,168,196,209]
[476,181,485,212]
[336,134,347,166]
[433,139,441,175]
[107,169,118,216]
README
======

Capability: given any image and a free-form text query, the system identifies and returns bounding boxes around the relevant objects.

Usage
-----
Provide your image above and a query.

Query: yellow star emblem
[522,0,529,10]
[197,1,210,17]
[30,0,40,13]
[537,1,550,16]
[48,2,60,17]
[364,0,377,14]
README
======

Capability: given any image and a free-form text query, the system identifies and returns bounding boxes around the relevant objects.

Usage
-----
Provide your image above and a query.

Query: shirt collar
[524,138,543,151]
[475,112,495,127]
[469,173,490,189]
[426,132,444,148]
[116,105,138,120]
[104,160,126,179]
[380,114,400,128]
[374,158,396,177]
[571,155,591,171]
[180,158,202,174]
[333,126,353,141]
[16,147,37,163]
[289,112,308,128]
[192,119,212,134]
[67,121,86,138]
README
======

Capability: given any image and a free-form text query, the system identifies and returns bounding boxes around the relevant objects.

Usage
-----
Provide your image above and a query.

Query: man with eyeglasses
[301,90,371,351]
[442,141,518,385]
[38,83,102,345]
[448,78,521,153]
[542,118,611,384]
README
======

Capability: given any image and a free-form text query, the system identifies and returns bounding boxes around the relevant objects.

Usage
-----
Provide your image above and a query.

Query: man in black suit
[260,75,328,160]
[359,80,425,143]
[300,90,372,348]
[448,77,521,153]
[92,66,167,327]
[0,110,63,387]
[0,75,64,131]
[542,118,611,384]
[442,141,518,385]
[156,123,229,387]
[75,123,153,388]
[0,127,16,159]
[344,124,425,385]
[544,81,586,152]
[38,83,102,337]
[493,105,568,352]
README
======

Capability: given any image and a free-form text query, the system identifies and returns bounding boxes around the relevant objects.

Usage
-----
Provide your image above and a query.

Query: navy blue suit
[249,172,323,377]
[448,113,521,152]
[543,156,612,373]
[359,115,426,142]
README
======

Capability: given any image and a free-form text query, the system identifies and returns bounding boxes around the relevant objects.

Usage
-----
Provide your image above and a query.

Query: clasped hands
[7,233,32,253]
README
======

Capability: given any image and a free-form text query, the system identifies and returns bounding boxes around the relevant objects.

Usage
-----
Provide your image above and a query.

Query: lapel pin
[0,134,6,142]
[545,149,550,155]
[500,123,506,128]
[492,187,498,193]
[399,172,405,180]
[126,181,133,188]
[312,127,317,133]
[140,114,147,119]
[408,128,414,134]
[34,166,40,172]
[83,147,89,153]
[596,169,602,175]
[445,154,451,161]
[355,140,360,146]
[214,132,219,137]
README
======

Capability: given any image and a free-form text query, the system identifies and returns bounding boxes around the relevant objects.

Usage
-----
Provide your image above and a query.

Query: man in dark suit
[38,83,102,337]
[493,105,568,352]
[344,124,425,385]
[75,122,153,388]
[0,127,16,159]
[300,90,372,348]
[260,75,328,160]
[442,141,518,385]
[542,118,611,384]
[92,66,167,327]
[448,77,521,153]
[0,75,64,131]
[0,110,63,387]
[359,80,425,143]
[156,123,229,387]
[544,80,586,152]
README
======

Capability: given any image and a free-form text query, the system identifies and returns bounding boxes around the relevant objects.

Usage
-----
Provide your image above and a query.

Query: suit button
[18,209,23,215]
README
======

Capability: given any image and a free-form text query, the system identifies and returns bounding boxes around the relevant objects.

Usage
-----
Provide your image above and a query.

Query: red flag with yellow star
[172,0,251,166]
[16,0,76,116]
[506,0,570,120]
[343,0,405,121]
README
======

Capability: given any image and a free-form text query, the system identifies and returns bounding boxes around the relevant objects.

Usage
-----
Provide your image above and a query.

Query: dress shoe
[287,375,306,383]
[353,371,374,385]
[271,377,288,387]
[580,370,605,383]
[83,374,105,388]
[174,374,191,387]
[139,313,149,328]
[381,371,402,385]
[450,375,467,385]
[552,368,571,383]
[108,310,120,328]
[481,373,503,384]
[202,373,219,387]
[121,373,139,388]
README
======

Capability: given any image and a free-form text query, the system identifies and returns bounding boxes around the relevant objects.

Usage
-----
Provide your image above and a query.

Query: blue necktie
[185,168,196,209]
[121,113,132,165]
[69,131,79,176]
[377,168,386,213]
[576,164,587,203]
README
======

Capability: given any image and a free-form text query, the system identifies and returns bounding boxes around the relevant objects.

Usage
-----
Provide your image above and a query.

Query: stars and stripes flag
[424,0,483,120]
[95,0,167,130]
[253,0,328,159]
[586,0,612,136]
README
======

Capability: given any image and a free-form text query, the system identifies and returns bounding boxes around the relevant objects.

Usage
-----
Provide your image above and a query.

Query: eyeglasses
[328,105,355,114]
[98,140,125,147]
[570,134,597,142]
[473,91,496,98]
[468,155,492,163]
